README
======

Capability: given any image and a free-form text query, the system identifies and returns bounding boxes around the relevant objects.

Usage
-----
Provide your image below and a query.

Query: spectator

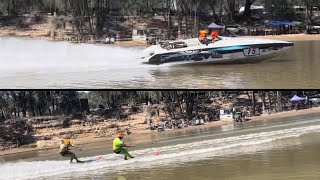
[205,115,209,122]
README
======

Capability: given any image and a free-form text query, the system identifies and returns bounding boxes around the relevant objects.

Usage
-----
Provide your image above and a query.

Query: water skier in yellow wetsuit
[113,132,135,160]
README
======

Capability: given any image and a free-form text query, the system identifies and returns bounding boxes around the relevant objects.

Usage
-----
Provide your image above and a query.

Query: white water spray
[0,37,145,74]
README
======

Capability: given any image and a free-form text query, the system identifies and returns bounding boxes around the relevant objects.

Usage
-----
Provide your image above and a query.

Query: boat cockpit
[158,36,222,50]
[159,41,188,50]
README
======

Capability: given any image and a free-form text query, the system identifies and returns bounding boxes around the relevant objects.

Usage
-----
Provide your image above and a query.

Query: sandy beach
[2,107,320,156]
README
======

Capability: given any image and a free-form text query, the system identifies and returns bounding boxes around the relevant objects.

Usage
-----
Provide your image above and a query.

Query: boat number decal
[243,48,260,56]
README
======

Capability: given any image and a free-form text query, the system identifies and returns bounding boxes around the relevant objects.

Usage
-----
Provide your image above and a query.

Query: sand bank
[243,34,320,42]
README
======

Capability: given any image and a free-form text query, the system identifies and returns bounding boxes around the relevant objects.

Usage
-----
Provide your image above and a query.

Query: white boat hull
[141,37,294,65]
[166,46,291,66]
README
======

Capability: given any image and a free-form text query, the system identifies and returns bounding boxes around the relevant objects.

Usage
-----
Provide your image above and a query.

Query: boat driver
[199,30,210,45]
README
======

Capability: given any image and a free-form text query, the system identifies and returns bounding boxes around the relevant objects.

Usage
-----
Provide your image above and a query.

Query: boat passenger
[59,139,83,163]
[211,31,221,42]
[113,132,135,160]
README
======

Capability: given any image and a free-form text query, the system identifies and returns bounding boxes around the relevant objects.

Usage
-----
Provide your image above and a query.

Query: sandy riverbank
[242,34,320,42]
[2,106,320,156]
[117,34,320,47]
[114,34,320,47]
[1,23,320,47]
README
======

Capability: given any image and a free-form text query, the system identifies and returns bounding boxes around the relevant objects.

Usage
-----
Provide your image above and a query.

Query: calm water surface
[0,37,320,88]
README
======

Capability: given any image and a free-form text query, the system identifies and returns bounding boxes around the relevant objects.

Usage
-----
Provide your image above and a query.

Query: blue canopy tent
[267,20,294,26]
[290,95,305,102]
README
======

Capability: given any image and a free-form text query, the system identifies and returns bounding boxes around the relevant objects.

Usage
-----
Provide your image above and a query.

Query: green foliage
[0,91,320,120]
[0,91,81,119]
[0,0,318,37]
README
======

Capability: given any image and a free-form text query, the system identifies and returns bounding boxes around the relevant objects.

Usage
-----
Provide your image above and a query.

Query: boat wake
[0,37,144,74]
[1,124,320,180]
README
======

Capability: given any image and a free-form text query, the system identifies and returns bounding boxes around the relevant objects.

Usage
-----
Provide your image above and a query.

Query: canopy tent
[267,20,294,26]
[290,95,305,102]
[207,22,224,29]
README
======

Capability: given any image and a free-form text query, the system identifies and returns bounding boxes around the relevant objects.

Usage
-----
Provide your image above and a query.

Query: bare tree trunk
[17,107,20,117]
[267,91,272,112]
[245,91,251,100]
[219,0,223,23]
[261,91,266,112]
[194,6,197,37]
[177,9,182,39]
[209,2,219,22]
[28,91,35,117]
[184,14,188,37]
[13,103,17,118]
[174,92,184,119]
[22,93,27,118]
[163,108,169,120]
[277,91,283,112]
[51,92,55,115]
[167,0,171,40]
[251,91,256,116]
[7,0,10,16]
[1,109,5,120]
[243,0,253,20]
[185,92,195,120]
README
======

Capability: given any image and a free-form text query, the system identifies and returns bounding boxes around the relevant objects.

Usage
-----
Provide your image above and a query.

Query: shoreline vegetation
[1,91,320,156]
[0,0,319,47]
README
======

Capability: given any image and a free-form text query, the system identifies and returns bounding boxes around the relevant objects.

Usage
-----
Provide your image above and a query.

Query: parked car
[307,26,320,34]
[226,25,249,35]
[157,124,165,132]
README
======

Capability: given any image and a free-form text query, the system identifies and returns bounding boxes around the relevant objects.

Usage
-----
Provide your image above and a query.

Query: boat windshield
[159,41,188,50]
[199,36,222,45]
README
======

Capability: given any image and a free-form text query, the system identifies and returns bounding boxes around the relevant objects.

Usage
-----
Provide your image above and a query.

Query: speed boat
[141,36,294,65]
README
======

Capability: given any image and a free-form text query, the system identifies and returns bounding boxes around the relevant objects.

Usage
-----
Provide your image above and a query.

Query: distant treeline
[0,91,319,121]
[0,0,318,38]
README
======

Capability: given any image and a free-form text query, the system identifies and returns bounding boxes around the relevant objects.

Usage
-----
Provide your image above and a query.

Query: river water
[2,113,320,180]
[0,37,319,89]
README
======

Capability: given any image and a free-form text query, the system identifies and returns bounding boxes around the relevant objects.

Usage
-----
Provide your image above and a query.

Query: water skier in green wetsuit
[113,132,135,160]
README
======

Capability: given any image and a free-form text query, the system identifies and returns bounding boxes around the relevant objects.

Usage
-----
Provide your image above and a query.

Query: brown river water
[0,37,319,89]
[2,112,320,180]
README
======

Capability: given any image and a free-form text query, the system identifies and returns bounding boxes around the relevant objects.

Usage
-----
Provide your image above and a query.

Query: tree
[0,91,8,120]
[225,0,237,22]
[243,0,257,20]
[251,91,256,116]
[302,0,320,30]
